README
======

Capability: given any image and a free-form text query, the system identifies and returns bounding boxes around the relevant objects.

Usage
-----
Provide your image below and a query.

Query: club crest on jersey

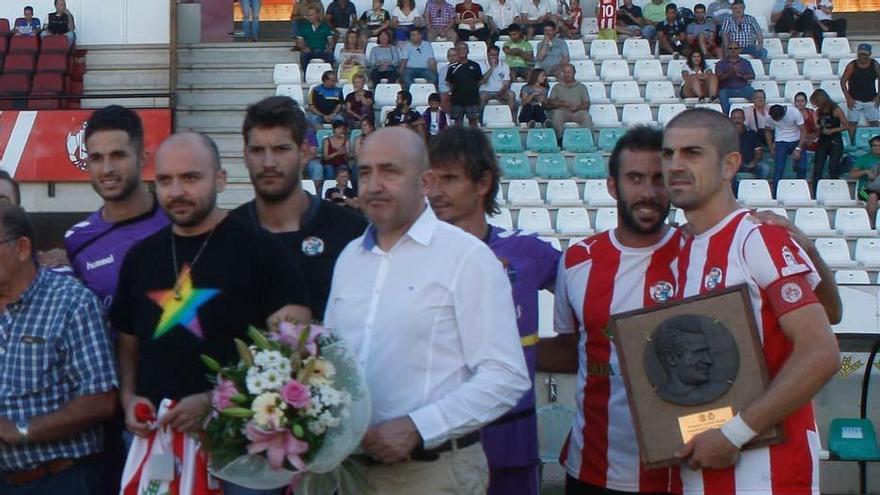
[301,236,325,257]
[704,267,723,290]
[498,257,517,283]
[650,280,674,303]
[781,282,803,303]
[780,246,809,277]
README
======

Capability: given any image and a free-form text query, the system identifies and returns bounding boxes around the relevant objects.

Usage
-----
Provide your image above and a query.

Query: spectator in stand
[14,6,41,36]
[344,73,374,128]
[519,68,549,127]
[324,166,359,209]
[480,45,516,118]
[487,0,522,41]
[850,135,880,226]
[291,0,324,39]
[815,0,846,38]
[425,0,458,41]
[307,70,344,128]
[536,23,568,77]
[657,3,689,57]
[392,0,422,42]
[560,0,583,40]
[239,0,261,41]
[353,118,375,159]
[424,92,450,139]
[596,0,618,40]
[43,0,75,43]
[0,170,19,205]
[304,127,327,184]
[548,63,591,139]
[339,29,366,82]
[771,0,821,38]
[681,50,719,102]
[297,6,335,66]
[438,47,457,112]
[707,0,733,26]
[359,0,392,43]
[765,103,808,190]
[746,89,770,143]
[456,0,491,42]
[617,0,650,38]
[322,121,352,179]
[385,90,426,134]
[400,28,438,89]
[326,0,359,36]
[447,41,484,126]
[368,29,400,85]
[687,3,722,58]
[810,88,849,194]
[641,0,669,43]
[503,24,533,81]
[715,40,755,114]
[521,0,557,39]
[841,44,880,138]
[794,91,819,156]
[730,107,768,180]
[721,1,766,59]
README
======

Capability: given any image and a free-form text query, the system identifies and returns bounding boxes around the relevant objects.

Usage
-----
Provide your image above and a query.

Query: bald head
[156,132,222,171]
[360,127,430,171]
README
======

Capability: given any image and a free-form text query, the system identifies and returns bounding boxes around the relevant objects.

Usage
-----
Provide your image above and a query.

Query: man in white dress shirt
[324,126,530,494]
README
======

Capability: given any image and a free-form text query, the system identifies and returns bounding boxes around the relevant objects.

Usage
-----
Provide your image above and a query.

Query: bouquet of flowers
[200,320,370,493]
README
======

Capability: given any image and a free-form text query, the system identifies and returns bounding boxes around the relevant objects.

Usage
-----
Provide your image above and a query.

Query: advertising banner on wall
[0,109,171,182]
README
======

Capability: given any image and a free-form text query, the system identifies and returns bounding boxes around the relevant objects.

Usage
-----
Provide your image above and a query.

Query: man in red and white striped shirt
[662,109,841,495]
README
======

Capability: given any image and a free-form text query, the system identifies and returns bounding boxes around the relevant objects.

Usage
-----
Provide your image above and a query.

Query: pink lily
[212,375,239,411]
[245,422,309,471]
[273,321,325,356]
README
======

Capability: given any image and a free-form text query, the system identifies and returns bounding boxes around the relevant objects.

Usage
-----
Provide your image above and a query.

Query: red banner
[0,109,172,182]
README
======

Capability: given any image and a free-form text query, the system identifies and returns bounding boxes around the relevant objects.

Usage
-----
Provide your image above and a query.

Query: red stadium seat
[36,53,67,73]
[27,98,60,109]
[0,37,8,55]
[0,19,10,36]
[40,35,70,54]
[9,35,38,55]
[4,53,35,73]
[31,72,63,93]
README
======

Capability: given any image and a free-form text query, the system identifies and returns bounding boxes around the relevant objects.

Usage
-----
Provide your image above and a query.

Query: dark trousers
[301,50,334,68]
[100,416,125,495]
[0,458,102,495]
[565,474,675,495]
[819,18,847,36]
[774,8,821,35]
[813,135,844,194]
[457,27,491,42]
[369,68,398,85]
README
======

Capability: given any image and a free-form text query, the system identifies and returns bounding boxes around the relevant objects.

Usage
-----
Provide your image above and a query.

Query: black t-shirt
[446,60,483,106]
[47,12,71,34]
[110,214,310,406]
[231,193,367,321]
[385,108,422,127]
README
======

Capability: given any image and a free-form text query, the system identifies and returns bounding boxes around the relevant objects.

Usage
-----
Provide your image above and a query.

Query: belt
[353,430,482,465]
[487,407,536,428]
[2,454,98,486]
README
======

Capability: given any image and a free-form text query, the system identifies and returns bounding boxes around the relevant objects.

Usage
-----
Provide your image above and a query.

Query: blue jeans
[401,67,438,89]
[0,458,102,495]
[718,85,754,115]
[240,0,261,39]
[307,160,336,180]
[306,111,344,128]
[773,140,808,190]
[641,24,657,41]
[220,481,284,495]
[740,45,767,60]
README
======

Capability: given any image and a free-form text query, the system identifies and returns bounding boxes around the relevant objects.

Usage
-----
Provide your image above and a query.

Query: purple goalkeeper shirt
[481,226,560,468]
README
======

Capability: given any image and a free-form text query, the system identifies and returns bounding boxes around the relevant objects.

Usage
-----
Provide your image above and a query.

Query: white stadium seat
[737,179,777,207]
[594,207,618,232]
[374,83,402,107]
[273,63,302,85]
[814,237,857,268]
[583,81,609,103]
[301,180,316,195]
[835,269,871,285]
[610,81,643,103]
[855,238,880,268]
[465,41,487,61]
[621,104,655,126]
[784,80,815,100]
[634,59,665,82]
[565,39,588,60]
[776,179,816,206]
[496,188,505,205]
[304,62,332,85]
[488,209,513,230]
[787,37,818,59]
[589,104,620,127]
[794,208,836,236]
[657,103,688,126]
[600,59,632,81]
[645,80,678,103]
[835,208,876,237]
[747,58,768,80]
[764,38,787,59]
[364,42,378,60]
[820,80,847,104]
[432,41,455,58]
[622,38,653,60]
[517,207,555,235]
[584,179,616,207]
[750,80,783,102]
[694,103,723,113]
[546,180,582,206]
[822,37,853,60]
[590,39,620,60]
[557,207,593,236]
[538,290,555,337]
[572,60,599,81]
[483,105,514,128]
[507,180,544,206]
[802,58,836,81]
[837,57,856,75]
[666,59,688,84]
[409,83,436,106]
[581,17,599,38]
[816,179,858,206]
[756,15,770,34]
[540,236,562,251]
[341,83,355,97]
[275,84,304,105]
[769,59,803,81]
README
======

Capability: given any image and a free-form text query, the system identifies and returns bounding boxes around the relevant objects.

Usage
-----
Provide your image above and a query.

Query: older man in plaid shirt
[720,0,767,59]
[0,204,117,494]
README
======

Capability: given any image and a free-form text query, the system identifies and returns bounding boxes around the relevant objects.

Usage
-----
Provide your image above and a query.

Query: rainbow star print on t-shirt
[148,264,219,340]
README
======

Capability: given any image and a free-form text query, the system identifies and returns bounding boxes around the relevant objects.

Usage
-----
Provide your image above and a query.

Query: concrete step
[218,183,256,209]
[177,67,274,86]
[83,44,170,69]
[177,87,275,108]
[21,183,101,213]
[177,43,298,67]
[82,96,171,109]
[84,69,169,91]
[177,109,248,133]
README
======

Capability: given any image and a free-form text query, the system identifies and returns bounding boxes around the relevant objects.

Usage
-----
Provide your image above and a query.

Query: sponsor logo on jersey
[650,280,674,303]
[704,266,723,290]
[301,236,325,257]
[780,245,810,277]
[781,282,803,304]
[85,254,115,271]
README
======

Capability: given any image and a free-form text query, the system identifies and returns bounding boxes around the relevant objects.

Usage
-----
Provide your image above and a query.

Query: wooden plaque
[609,285,782,469]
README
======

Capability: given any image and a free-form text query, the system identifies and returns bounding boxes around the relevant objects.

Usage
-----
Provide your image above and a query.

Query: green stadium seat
[598,128,627,153]
[535,153,570,179]
[526,128,559,153]
[572,153,607,179]
[843,131,856,153]
[562,128,596,153]
[499,153,533,179]
[492,128,523,153]
[854,127,880,151]
[315,129,333,157]
[349,129,362,142]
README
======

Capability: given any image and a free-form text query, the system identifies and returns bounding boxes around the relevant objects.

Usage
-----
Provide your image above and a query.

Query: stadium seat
[540,237,562,251]
[564,39,588,60]
[0,73,29,94]
[750,80,783,102]
[598,127,627,152]
[583,81,609,103]
[657,103,688,126]
[599,59,632,81]
[301,180,317,195]
[835,208,876,237]
[837,57,856,75]
[737,180,777,207]
[373,83,401,107]
[314,129,332,156]
[622,104,654,126]
[340,83,355,98]
[820,80,846,104]
[571,59,598,82]
[854,128,880,151]
[304,62,332,85]
[3,53,34,74]
[634,59,665,82]
[0,19,9,36]
[527,128,559,153]
[835,269,871,284]
[517,207,555,234]
[821,37,852,60]
[855,238,880,268]
[495,187,505,206]
[589,39,620,60]
[465,41,487,61]
[622,38,652,60]
[9,36,38,55]
[794,208,835,236]
[31,72,63,93]
[776,179,816,206]
[562,128,595,153]
[815,237,857,268]
[507,179,544,205]
[801,58,836,81]
[787,37,818,59]
[40,35,70,54]
[492,128,523,153]
[499,153,533,179]
[557,207,593,236]
[432,41,455,58]
[35,53,66,73]
[483,104,514,128]
[275,84,305,105]
[816,179,858,206]
[273,64,303,85]
[594,207,618,232]
[545,179,581,205]
[488,208,514,230]
[783,80,815,100]
[364,42,378,60]
[581,17,599,38]
[590,104,620,128]
[572,153,606,178]
[0,37,7,56]
[755,15,770,34]
[536,154,570,179]
[764,38,786,59]
[409,83,435,106]
[645,81,677,103]
[584,179,616,206]
[666,59,688,84]
[747,58,768,80]
[769,59,802,81]
[694,103,723,113]
[610,81,643,104]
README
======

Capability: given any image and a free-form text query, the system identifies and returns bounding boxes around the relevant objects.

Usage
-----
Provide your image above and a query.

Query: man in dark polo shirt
[231,96,367,321]
[446,41,484,127]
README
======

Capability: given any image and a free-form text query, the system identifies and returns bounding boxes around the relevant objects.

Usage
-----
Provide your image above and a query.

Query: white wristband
[720,413,758,449]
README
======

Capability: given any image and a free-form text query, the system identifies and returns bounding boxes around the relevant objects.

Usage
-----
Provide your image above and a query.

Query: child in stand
[595,0,617,40]
[422,92,449,140]
[561,0,583,39]
[321,120,351,180]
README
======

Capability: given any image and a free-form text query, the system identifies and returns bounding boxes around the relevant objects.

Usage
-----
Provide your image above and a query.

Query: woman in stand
[794,91,819,156]
[322,120,351,179]
[810,88,850,194]
[339,29,366,82]
[359,0,392,45]
[368,29,400,85]
[680,50,718,103]
[392,0,421,43]
[43,0,75,43]
[519,69,549,127]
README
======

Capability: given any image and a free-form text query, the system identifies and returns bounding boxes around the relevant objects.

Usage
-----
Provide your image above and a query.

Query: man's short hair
[608,125,663,180]
[242,96,308,146]
[321,70,335,82]
[24,6,34,14]
[428,92,441,103]
[666,3,678,13]
[665,109,739,162]
[398,90,413,106]
[769,104,786,121]
[428,126,501,215]
[694,3,706,11]
[730,108,745,117]
[488,45,500,55]
[84,105,145,154]
[0,170,21,206]
[332,120,348,131]
[870,135,880,147]
[508,23,521,33]
[0,203,34,249]
[732,0,745,5]
[751,89,765,99]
